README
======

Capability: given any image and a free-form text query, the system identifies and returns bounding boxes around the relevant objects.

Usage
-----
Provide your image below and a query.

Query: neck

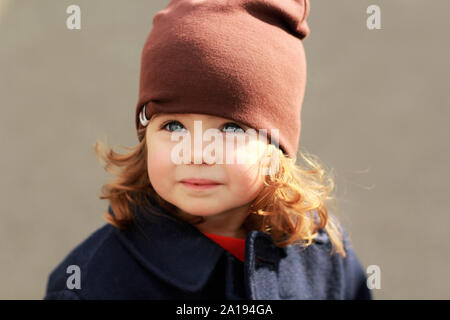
[176,204,250,239]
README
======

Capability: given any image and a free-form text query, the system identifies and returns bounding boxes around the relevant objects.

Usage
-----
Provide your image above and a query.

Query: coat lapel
[109,202,225,293]
[246,227,335,299]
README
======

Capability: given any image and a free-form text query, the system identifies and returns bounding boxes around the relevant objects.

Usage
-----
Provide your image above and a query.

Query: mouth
[179,178,223,191]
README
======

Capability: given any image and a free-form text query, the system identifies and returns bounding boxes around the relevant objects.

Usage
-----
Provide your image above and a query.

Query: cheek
[224,139,268,199]
[226,162,265,201]
[146,140,176,194]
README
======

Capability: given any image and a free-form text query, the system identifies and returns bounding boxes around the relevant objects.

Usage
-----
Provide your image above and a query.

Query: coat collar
[107,198,279,293]
[108,198,329,294]
[108,200,223,292]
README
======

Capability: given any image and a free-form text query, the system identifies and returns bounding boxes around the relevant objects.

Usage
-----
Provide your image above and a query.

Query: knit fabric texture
[135,0,311,158]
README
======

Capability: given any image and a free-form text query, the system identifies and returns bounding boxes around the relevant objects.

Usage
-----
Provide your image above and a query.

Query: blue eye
[162,120,186,132]
[160,121,245,133]
[222,122,245,133]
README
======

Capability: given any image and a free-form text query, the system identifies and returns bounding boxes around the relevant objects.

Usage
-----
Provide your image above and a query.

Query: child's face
[146,113,269,218]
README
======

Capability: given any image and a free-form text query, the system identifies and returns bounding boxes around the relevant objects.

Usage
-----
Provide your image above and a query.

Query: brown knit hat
[135,0,310,159]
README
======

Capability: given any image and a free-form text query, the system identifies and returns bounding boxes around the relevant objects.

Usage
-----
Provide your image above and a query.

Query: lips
[179,178,223,191]
[179,178,222,185]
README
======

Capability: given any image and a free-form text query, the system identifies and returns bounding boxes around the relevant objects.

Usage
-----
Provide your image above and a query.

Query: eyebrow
[149,113,173,123]
[150,113,164,121]
[150,113,186,121]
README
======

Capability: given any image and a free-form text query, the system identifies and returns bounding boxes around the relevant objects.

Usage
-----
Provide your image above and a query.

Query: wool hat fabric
[135,0,311,159]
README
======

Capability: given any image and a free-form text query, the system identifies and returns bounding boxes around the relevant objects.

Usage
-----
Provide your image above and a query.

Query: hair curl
[94,125,346,258]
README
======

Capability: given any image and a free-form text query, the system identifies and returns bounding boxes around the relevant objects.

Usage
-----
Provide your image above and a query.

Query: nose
[186,135,219,165]
[178,130,233,165]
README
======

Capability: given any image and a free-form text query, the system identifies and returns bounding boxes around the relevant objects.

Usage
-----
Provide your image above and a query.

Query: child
[44,0,372,300]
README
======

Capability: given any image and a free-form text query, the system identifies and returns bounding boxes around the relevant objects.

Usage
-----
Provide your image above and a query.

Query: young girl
[44,0,372,300]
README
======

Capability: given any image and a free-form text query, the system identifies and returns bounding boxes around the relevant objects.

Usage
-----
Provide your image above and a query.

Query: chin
[176,203,224,217]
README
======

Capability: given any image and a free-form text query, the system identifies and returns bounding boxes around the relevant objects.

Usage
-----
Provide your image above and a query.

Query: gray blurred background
[1,0,449,299]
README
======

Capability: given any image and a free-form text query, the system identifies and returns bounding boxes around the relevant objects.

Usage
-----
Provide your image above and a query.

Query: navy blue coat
[44,201,372,300]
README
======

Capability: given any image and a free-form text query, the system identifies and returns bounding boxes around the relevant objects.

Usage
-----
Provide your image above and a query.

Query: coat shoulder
[284,226,372,300]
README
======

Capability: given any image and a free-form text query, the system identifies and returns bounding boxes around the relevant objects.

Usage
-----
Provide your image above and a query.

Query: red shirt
[203,232,246,263]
